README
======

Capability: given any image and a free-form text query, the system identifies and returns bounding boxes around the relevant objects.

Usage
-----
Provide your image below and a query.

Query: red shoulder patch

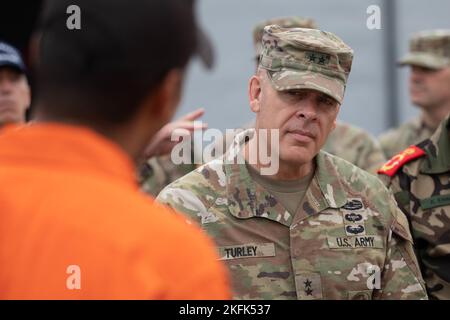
[378,145,426,177]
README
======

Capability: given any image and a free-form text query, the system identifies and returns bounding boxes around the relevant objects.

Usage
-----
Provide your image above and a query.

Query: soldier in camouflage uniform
[379,30,450,159]
[142,17,386,196]
[379,114,450,299]
[247,17,386,175]
[157,25,427,300]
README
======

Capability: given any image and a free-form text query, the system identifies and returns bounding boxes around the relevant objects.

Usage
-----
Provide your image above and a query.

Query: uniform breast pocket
[297,216,386,299]
[291,205,388,299]
[319,235,386,299]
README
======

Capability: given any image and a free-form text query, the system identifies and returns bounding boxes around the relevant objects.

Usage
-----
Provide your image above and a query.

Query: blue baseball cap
[0,41,26,73]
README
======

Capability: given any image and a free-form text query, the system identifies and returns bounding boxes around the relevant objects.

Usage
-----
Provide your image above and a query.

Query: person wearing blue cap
[0,41,30,128]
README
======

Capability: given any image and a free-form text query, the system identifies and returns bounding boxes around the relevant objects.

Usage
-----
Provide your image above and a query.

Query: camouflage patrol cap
[253,17,318,56]
[399,29,450,69]
[259,25,353,104]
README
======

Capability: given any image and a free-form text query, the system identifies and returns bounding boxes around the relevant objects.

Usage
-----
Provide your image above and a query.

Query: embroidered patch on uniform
[295,273,323,300]
[420,194,450,210]
[345,224,366,236]
[218,243,275,261]
[342,198,365,211]
[340,198,367,236]
[377,145,426,177]
[343,212,364,223]
[305,51,331,65]
[327,236,384,249]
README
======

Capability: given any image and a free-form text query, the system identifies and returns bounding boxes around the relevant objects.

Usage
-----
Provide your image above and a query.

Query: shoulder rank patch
[377,145,426,177]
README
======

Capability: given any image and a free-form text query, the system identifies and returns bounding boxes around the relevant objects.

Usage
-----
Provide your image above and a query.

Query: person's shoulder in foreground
[0,124,229,299]
[0,0,229,299]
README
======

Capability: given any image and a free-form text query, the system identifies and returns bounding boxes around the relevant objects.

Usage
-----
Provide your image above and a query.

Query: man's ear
[249,74,262,113]
[332,104,341,130]
[332,119,337,130]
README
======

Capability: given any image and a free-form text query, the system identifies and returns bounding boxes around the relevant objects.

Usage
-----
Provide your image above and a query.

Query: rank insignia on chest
[295,273,323,300]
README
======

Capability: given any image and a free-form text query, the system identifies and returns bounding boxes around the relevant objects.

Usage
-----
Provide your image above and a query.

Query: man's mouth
[286,129,315,143]
[410,84,426,93]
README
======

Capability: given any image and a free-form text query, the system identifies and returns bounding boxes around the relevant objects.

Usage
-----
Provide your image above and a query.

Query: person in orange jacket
[0,0,230,299]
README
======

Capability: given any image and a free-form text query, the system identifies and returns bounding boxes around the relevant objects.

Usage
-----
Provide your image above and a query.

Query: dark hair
[35,0,198,124]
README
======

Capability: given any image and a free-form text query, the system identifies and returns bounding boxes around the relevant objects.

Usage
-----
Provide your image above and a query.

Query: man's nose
[295,99,318,121]
[410,68,426,83]
[411,72,421,82]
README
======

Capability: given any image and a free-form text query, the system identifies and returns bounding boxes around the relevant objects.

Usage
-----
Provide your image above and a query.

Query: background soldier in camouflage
[379,114,450,300]
[157,25,427,300]
[379,30,450,159]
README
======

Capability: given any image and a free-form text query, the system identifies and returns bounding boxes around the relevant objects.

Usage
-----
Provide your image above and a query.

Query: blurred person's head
[248,26,353,172]
[33,0,213,160]
[252,17,317,68]
[0,41,30,127]
[409,66,450,111]
[400,30,450,126]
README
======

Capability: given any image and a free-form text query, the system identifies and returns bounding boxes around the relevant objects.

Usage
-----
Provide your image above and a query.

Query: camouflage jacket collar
[415,114,437,133]
[223,129,347,227]
[420,115,450,174]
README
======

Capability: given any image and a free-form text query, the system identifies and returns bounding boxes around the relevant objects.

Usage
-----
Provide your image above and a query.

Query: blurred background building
[1,0,449,136]
[179,0,450,136]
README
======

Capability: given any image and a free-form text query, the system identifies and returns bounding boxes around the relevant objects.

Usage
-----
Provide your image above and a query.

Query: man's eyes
[284,91,336,107]
[318,97,335,106]
[414,66,436,74]
[287,90,304,96]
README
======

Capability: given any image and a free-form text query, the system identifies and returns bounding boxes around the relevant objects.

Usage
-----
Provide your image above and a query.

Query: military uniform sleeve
[156,170,216,226]
[377,199,428,299]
